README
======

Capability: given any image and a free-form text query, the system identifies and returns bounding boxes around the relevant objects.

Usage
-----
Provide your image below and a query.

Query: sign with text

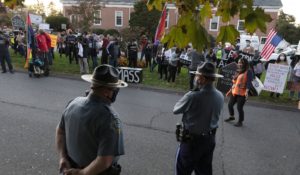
[11,15,25,30]
[39,23,50,30]
[117,67,143,83]
[29,14,42,25]
[49,34,57,48]
[179,53,191,65]
[218,50,254,68]
[263,64,289,93]
[216,62,238,93]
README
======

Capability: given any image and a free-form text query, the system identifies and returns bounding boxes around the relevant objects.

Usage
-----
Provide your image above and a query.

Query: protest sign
[179,52,191,66]
[29,14,42,25]
[49,34,57,48]
[216,62,238,93]
[11,16,25,30]
[263,64,289,93]
[117,67,143,83]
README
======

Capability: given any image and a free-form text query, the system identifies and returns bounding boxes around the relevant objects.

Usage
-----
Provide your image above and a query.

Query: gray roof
[254,0,282,7]
[61,0,282,7]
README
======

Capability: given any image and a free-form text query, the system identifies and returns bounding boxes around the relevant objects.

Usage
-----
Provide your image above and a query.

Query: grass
[9,49,299,107]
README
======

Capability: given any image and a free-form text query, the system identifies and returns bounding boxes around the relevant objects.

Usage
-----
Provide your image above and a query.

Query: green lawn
[9,49,299,107]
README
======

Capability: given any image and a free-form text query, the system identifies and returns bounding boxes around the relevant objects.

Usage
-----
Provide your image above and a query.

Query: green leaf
[199,1,212,23]
[147,0,164,11]
[216,25,240,44]
[244,7,272,34]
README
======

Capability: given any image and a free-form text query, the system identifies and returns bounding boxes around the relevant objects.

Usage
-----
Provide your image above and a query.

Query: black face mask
[110,88,120,103]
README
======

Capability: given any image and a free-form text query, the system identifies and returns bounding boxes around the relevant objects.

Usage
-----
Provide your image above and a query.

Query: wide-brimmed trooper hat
[81,64,128,88]
[195,62,223,78]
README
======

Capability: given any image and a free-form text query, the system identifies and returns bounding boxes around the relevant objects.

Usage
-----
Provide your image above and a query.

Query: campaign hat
[195,62,223,78]
[81,64,128,88]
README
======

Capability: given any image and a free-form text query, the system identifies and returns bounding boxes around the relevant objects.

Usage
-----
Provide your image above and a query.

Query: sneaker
[224,116,235,122]
[1,71,7,73]
[234,122,243,127]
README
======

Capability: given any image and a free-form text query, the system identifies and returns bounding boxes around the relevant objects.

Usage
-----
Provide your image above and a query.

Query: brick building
[61,0,282,41]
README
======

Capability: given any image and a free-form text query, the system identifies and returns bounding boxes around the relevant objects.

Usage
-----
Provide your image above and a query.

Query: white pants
[79,57,89,74]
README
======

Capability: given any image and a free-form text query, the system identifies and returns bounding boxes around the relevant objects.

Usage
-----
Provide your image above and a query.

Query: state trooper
[56,64,127,175]
[173,62,224,175]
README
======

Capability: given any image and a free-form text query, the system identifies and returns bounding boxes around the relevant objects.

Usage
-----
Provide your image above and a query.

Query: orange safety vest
[231,72,248,96]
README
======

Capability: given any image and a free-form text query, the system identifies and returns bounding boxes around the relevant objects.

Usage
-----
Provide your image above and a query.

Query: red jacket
[36,34,48,52]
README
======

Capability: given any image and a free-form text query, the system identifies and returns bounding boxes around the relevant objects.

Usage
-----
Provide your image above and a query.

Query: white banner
[263,64,289,93]
[29,14,43,25]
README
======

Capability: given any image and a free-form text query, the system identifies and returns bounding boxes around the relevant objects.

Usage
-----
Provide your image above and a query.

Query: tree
[69,0,101,32]
[129,1,161,40]
[276,11,300,44]
[3,0,24,9]
[45,15,70,32]
[47,1,60,16]
[27,0,46,18]
[147,0,272,51]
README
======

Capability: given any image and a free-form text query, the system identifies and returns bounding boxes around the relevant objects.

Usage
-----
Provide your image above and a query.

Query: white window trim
[165,12,169,29]
[93,10,101,25]
[237,20,245,31]
[209,16,219,31]
[115,11,123,27]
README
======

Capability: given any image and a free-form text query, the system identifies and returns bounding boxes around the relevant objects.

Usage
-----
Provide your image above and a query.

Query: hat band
[91,78,119,87]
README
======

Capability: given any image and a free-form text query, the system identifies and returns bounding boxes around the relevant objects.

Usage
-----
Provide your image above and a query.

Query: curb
[13,69,299,113]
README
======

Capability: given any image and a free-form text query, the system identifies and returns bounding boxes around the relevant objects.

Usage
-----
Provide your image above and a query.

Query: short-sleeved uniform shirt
[59,94,124,168]
[173,83,224,134]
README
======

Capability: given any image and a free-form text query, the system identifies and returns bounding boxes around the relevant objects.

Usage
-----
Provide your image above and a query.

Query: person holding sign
[289,57,300,101]
[225,58,253,127]
[270,53,288,98]
[242,40,255,55]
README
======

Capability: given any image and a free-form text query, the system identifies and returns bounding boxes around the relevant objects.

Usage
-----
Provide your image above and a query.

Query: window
[237,20,245,31]
[70,14,77,23]
[115,11,123,27]
[209,16,219,31]
[165,12,169,29]
[94,10,101,25]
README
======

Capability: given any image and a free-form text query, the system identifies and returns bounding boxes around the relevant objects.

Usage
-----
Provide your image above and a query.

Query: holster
[175,123,192,142]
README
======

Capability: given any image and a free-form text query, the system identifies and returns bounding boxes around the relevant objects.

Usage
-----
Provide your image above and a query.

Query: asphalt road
[0,72,299,175]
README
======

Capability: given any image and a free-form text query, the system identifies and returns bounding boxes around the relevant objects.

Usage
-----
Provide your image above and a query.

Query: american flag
[260,29,283,60]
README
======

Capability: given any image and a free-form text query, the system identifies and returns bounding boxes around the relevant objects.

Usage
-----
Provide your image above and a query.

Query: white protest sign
[29,14,43,25]
[39,23,50,30]
[263,63,289,93]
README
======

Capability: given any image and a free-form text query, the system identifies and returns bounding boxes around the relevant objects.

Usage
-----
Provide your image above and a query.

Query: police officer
[173,62,224,175]
[0,31,14,73]
[56,64,127,175]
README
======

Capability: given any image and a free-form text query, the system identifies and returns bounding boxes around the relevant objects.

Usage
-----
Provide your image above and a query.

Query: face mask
[280,56,285,61]
[110,88,120,103]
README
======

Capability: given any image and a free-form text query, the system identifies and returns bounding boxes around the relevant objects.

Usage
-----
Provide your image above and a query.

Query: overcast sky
[24,0,300,24]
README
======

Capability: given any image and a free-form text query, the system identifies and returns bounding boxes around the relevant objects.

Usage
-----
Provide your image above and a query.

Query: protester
[139,35,148,61]
[242,40,255,55]
[65,30,77,64]
[56,64,127,175]
[36,29,50,76]
[57,31,66,58]
[188,49,204,90]
[127,39,138,68]
[225,58,253,127]
[205,48,217,64]
[101,34,109,64]
[159,45,169,80]
[77,37,89,74]
[173,62,224,175]
[214,42,222,67]
[168,48,180,83]
[270,53,288,98]
[107,38,121,67]
[144,41,153,69]
[0,31,14,73]
[289,56,300,101]
[88,34,99,69]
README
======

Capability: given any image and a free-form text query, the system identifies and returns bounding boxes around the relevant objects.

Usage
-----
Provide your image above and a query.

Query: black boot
[234,122,243,127]
[224,116,235,122]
